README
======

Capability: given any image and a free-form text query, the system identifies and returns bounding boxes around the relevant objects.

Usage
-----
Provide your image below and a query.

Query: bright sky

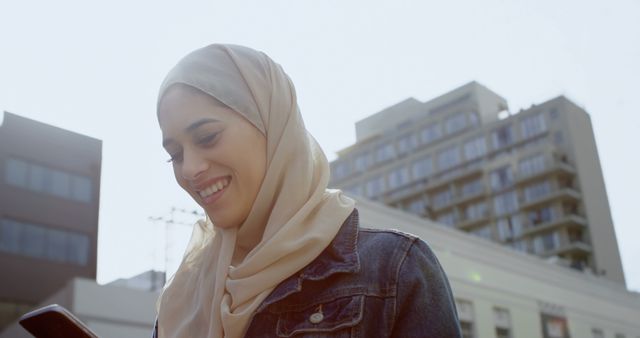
[1,1,639,291]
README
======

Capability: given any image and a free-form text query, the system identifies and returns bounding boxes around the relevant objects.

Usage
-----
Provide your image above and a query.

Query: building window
[471,224,492,240]
[365,176,385,198]
[332,161,351,180]
[519,153,546,177]
[408,198,427,216]
[437,145,461,171]
[591,329,604,338]
[437,212,457,227]
[533,232,560,254]
[490,166,514,191]
[388,166,411,190]
[71,176,92,203]
[541,314,570,338]
[0,218,90,266]
[469,112,480,126]
[493,191,519,216]
[463,136,487,161]
[411,155,433,179]
[521,113,547,139]
[4,157,93,203]
[554,131,564,145]
[433,189,454,209]
[420,123,442,145]
[343,184,364,197]
[5,158,29,186]
[494,307,512,338]
[492,125,514,149]
[524,180,552,203]
[497,216,524,241]
[511,239,529,253]
[375,144,396,163]
[354,152,372,172]
[445,112,467,135]
[461,178,484,198]
[528,206,555,226]
[397,133,418,155]
[456,299,475,338]
[465,201,487,221]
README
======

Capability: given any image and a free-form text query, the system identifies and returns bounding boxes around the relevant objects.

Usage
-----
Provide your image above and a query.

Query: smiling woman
[158,84,267,230]
[152,44,462,338]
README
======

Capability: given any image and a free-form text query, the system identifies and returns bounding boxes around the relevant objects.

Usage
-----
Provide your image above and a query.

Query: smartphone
[19,304,99,338]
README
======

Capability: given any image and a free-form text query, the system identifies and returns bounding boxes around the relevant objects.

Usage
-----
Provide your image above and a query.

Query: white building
[356,197,640,338]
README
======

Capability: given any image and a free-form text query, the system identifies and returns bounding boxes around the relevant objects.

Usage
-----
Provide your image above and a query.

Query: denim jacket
[154,209,462,337]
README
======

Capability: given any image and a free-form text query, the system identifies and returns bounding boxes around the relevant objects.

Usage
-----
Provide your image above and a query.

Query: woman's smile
[196,175,232,205]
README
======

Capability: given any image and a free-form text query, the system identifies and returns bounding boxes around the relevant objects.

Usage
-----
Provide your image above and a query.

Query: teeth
[198,178,230,198]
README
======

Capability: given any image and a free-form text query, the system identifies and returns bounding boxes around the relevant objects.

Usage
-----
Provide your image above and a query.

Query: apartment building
[329,82,625,285]
[0,112,102,330]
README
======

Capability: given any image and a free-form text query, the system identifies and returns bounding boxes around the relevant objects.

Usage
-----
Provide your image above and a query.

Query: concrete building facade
[0,275,159,338]
[356,198,640,338]
[0,112,102,330]
[329,82,625,285]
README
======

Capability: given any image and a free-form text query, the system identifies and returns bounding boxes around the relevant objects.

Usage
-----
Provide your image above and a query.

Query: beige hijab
[155,44,355,338]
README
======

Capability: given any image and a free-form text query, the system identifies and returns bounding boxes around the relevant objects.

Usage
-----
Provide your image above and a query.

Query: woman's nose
[181,149,209,181]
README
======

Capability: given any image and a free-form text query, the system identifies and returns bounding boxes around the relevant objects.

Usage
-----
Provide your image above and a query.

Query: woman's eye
[197,132,219,145]
[166,152,183,163]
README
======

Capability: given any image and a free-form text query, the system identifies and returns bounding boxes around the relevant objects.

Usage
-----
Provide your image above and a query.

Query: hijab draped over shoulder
[155,44,356,338]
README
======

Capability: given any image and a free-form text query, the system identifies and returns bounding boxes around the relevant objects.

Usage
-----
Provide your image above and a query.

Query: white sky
[1,0,639,291]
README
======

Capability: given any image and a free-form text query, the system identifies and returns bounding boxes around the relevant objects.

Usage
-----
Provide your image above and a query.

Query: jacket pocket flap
[276,295,364,337]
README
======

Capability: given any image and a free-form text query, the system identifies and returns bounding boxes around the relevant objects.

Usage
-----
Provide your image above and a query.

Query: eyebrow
[162,118,221,148]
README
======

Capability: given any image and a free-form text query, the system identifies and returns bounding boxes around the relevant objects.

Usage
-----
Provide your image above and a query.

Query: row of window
[344,152,551,200]
[335,112,481,179]
[457,299,633,338]
[456,299,513,338]
[0,218,90,266]
[333,112,548,182]
[4,158,93,203]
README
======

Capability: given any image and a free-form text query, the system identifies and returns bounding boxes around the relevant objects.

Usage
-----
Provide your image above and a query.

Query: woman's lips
[199,176,231,205]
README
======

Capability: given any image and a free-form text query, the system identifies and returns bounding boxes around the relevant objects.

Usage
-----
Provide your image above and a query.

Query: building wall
[329,83,625,286]
[356,197,640,337]
[0,278,158,338]
[0,112,101,328]
[562,100,625,283]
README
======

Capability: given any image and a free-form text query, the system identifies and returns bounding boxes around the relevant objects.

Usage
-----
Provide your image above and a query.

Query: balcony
[543,239,592,258]
[515,161,576,185]
[519,188,581,210]
[454,187,487,205]
[383,179,429,204]
[456,212,491,230]
[425,162,483,192]
[521,214,588,237]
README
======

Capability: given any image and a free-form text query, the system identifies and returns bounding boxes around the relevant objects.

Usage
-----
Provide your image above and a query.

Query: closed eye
[197,132,220,145]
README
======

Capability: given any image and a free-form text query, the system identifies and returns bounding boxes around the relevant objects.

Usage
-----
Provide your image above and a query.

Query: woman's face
[158,85,267,229]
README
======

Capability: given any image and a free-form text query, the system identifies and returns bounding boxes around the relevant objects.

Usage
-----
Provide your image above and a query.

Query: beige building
[329,82,625,285]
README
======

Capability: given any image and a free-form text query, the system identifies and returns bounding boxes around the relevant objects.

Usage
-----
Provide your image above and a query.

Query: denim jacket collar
[255,209,360,313]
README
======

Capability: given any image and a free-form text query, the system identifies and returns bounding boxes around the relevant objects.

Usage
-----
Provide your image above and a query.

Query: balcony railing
[515,161,576,185]
[521,214,587,237]
[519,187,581,210]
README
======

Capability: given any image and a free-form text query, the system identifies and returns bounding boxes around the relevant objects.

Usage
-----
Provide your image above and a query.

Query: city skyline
[1,1,638,291]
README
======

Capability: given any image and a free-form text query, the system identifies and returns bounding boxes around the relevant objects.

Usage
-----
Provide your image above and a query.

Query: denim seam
[390,237,418,335]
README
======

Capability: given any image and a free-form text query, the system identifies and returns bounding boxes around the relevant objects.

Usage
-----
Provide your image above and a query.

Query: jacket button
[309,312,324,324]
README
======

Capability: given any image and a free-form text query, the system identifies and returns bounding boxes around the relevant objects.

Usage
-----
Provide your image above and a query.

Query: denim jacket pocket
[275,295,364,337]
